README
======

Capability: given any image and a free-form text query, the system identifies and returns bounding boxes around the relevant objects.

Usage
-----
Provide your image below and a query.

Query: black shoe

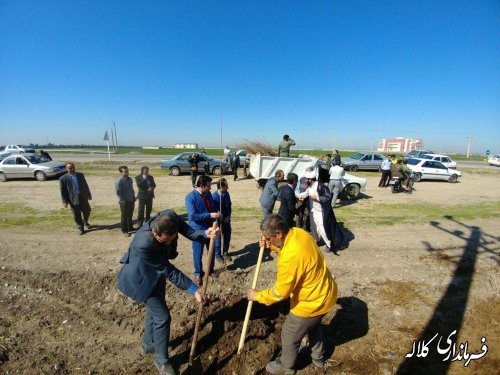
[78,228,84,235]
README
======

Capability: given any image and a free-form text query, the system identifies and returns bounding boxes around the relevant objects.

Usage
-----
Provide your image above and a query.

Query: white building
[174,143,198,149]
[378,137,422,153]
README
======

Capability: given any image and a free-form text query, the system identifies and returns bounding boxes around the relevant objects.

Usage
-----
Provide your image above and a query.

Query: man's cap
[304,171,316,179]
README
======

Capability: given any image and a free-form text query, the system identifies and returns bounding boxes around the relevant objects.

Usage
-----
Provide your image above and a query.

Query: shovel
[188,221,218,372]
[237,245,265,355]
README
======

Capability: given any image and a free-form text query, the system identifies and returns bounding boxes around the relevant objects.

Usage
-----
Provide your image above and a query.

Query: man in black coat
[278,173,298,228]
[59,162,92,235]
[117,210,218,375]
[135,166,156,227]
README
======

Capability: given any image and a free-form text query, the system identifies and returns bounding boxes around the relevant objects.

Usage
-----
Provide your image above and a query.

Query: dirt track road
[0,163,498,374]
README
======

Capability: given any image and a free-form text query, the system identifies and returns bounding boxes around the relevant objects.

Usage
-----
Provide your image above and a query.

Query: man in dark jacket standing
[188,153,200,188]
[59,162,92,235]
[278,173,298,228]
[230,152,239,181]
[259,169,285,218]
[116,165,136,237]
[117,210,218,375]
[135,166,156,227]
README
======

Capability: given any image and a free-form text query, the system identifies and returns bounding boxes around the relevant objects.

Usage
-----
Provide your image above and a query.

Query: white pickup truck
[249,154,367,200]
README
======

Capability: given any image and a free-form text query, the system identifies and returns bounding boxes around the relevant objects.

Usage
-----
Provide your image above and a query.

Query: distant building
[174,143,198,149]
[377,137,422,153]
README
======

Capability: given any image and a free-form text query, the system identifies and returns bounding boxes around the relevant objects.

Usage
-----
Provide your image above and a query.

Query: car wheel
[448,174,458,183]
[212,166,222,176]
[35,171,47,181]
[413,173,422,182]
[341,183,360,200]
[0,172,7,182]
[170,167,181,176]
[349,165,359,172]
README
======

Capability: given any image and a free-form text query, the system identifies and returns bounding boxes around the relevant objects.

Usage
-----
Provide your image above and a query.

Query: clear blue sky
[1,0,499,153]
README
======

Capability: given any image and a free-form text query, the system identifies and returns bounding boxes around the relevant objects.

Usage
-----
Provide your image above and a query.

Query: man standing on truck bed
[278,134,296,157]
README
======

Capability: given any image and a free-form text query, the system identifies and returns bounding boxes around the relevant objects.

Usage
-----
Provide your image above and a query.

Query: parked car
[420,154,457,169]
[0,153,66,182]
[0,151,11,161]
[487,154,500,166]
[405,158,462,183]
[404,149,434,158]
[341,152,386,171]
[160,152,230,176]
[4,144,36,154]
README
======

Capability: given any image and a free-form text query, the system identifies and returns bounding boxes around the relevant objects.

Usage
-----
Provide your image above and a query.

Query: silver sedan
[160,152,230,176]
[0,153,67,182]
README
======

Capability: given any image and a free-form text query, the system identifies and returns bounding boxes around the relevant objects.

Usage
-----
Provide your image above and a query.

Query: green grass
[2,199,498,232]
[0,203,120,230]
[457,167,500,176]
[338,201,500,227]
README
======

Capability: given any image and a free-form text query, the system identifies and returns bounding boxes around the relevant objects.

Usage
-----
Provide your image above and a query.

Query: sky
[1,0,499,154]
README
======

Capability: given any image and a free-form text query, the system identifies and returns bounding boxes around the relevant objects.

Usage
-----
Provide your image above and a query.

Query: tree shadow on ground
[227,241,274,271]
[83,223,122,232]
[397,216,499,374]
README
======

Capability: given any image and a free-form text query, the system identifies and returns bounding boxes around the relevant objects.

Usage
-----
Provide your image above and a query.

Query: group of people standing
[59,163,156,236]
[185,175,233,286]
[259,162,347,256]
[378,154,412,190]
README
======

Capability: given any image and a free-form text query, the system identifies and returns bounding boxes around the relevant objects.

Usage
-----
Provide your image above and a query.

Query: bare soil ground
[0,165,499,374]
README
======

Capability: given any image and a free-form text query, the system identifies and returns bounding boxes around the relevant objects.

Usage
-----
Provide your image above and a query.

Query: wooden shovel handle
[237,245,265,355]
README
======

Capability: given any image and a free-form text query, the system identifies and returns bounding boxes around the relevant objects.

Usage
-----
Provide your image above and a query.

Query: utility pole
[333,128,336,152]
[466,135,472,158]
[112,121,118,151]
[110,126,115,152]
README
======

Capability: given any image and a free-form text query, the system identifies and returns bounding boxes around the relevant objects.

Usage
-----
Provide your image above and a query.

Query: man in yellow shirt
[247,214,337,374]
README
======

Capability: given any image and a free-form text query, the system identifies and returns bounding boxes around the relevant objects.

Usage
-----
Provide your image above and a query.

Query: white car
[420,154,457,169]
[406,158,462,183]
[487,154,500,166]
[0,153,66,182]
[4,144,36,154]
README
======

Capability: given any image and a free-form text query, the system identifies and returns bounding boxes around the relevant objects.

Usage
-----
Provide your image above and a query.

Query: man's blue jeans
[215,222,231,255]
[143,277,171,366]
[192,238,216,277]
